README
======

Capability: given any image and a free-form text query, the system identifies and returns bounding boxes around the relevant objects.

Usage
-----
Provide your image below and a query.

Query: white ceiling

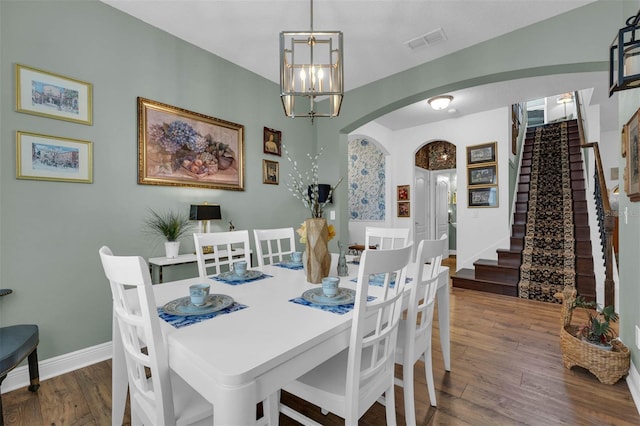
[100,0,613,130]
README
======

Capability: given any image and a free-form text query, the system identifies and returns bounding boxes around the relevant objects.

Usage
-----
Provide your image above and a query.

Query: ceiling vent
[405,28,447,51]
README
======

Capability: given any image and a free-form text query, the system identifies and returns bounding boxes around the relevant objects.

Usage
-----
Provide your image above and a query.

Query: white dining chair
[279,244,414,425]
[99,246,213,426]
[394,235,447,425]
[193,230,252,277]
[253,227,296,267]
[364,226,411,250]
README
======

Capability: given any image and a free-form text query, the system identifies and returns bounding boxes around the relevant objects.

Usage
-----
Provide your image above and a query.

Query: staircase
[452,119,596,300]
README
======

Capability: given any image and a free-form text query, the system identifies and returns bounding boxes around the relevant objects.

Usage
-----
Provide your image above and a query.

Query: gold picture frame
[468,163,498,186]
[397,184,410,201]
[15,64,93,125]
[468,186,498,208]
[397,201,410,217]
[16,131,93,183]
[467,141,497,165]
[138,97,244,191]
[263,159,279,185]
[625,109,640,201]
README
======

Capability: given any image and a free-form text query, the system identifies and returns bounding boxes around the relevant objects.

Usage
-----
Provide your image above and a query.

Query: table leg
[211,381,257,425]
[437,269,451,371]
[111,314,128,426]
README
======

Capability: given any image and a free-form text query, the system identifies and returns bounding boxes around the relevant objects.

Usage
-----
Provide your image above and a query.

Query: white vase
[165,241,180,259]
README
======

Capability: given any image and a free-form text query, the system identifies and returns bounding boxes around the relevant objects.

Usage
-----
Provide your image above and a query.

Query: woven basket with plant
[555,286,630,385]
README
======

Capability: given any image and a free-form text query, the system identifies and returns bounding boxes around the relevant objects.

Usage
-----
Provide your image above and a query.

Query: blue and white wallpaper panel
[348,138,385,221]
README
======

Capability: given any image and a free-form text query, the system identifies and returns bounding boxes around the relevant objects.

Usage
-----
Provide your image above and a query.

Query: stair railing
[575,91,616,307]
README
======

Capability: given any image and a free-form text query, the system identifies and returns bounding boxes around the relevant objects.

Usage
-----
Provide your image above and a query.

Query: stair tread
[453,268,518,287]
[473,258,519,270]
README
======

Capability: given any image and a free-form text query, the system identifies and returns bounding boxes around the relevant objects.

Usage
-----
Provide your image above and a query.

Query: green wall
[2,0,637,374]
[0,0,314,359]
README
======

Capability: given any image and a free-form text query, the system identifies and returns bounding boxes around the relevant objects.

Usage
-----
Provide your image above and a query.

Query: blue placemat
[210,272,273,285]
[350,275,412,288]
[289,295,376,315]
[157,302,248,329]
[274,262,304,270]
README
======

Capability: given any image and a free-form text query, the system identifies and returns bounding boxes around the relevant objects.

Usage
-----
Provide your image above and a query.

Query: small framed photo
[397,201,410,217]
[468,186,498,208]
[397,184,410,201]
[15,64,93,125]
[625,109,640,201]
[263,159,279,185]
[263,127,282,156]
[468,164,497,186]
[467,141,497,165]
[16,131,93,183]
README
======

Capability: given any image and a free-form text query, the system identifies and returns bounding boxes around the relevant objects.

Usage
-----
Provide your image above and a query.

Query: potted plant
[571,295,619,350]
[143,209,192,258]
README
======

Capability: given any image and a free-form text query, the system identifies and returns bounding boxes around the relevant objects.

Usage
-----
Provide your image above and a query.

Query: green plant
[571,296,619,347]
[143,209,191,242]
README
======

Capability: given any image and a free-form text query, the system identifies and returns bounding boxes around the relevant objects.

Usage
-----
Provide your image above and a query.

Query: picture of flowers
[138,97,244,190]
[397,185,410,201]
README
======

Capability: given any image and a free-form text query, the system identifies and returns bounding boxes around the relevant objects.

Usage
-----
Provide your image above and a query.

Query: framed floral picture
[16,131,93,183]
[263,127,282,156]
[625,109,640,201]
[138,97,244,191]
[397,185,410,201]
[397,201,410,217]
[15,64,93,125]
[263,159,279,185]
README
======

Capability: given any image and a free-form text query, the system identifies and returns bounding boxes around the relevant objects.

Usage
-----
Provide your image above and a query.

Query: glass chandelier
[280,0,343,122]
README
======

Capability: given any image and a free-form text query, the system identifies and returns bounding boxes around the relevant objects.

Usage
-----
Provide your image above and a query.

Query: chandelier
[280,0,343,122]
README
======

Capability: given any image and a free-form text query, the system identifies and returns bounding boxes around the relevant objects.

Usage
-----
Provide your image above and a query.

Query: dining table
[111,255,450,425]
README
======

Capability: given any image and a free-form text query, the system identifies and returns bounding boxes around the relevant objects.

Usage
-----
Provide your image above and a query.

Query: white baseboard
[1,342,112,394]
[627,360,640,416]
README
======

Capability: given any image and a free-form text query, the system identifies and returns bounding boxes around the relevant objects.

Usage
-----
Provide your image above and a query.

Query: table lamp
[190,203,222,254]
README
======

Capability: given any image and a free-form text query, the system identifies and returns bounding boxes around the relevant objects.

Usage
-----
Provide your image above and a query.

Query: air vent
[405,28,447,51]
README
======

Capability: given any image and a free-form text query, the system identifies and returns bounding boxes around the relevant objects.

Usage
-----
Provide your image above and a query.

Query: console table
[148,249,248,283]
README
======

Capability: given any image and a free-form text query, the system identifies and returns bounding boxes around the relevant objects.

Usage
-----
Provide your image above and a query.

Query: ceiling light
[557,92,573,103]
[280,0,343,122]
[428,95,453,111]
[610,10,640,96]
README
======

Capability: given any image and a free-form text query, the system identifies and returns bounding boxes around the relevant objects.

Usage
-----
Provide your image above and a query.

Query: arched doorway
[414,141,457,256]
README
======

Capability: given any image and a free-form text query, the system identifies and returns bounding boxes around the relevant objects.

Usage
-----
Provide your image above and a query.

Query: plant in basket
[571,296,619,349]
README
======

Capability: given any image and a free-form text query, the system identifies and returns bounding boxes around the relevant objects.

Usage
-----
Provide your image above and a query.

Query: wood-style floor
[3,257,639,425]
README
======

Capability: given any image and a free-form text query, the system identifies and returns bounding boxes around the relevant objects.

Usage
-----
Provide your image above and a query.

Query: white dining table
[111,258,450,425]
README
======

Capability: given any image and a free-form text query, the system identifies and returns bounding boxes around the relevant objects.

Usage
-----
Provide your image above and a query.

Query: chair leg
[27,348,40,392]
[402,363,417,426]
[384,381,398,426]
[0,374,6,426]
[424,349,437,407]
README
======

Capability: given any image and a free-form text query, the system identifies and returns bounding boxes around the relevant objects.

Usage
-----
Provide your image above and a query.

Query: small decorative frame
[138,97,244,191]
[625,109,640,201]
[263,127,282,156]
[397,201,410,217]
[263,159,279,185]
[468,164,497,186]
[15,64,93,125]
[468,186,498,208]
[467,141,496,165]
[16,131,93,183]
[397,184,410,201]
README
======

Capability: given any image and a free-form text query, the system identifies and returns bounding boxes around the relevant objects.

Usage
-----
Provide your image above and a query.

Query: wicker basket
[556,286,630,385]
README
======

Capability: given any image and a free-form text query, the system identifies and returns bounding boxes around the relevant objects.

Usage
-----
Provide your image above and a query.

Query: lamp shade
[189,204,221,221]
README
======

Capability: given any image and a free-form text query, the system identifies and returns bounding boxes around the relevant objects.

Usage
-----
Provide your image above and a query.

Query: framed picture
[15,64,92,125]
[263,127,282,156]
[397,201,410,217]
[467,141,497,165]
[138,97,244,191]
[468,164,497,186]
[263,159,279,185]
[621,125,627,158]
[16,131,92,183]
[468,186,498,208]
[397,184,410,201]
[625,110,640,201]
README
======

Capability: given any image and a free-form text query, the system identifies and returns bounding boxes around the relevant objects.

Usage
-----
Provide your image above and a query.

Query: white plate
[162,294,234,316]
[302,287,356,306]
[216,270,263,282]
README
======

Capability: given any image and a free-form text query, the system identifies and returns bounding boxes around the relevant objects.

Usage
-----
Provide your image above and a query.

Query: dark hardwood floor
[4,257,639,425]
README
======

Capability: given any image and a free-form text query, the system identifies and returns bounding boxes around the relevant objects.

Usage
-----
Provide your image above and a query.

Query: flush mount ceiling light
[280,0,343,123]
[557,92,573,103]
[428,95,453,111]
[610,9,640,96]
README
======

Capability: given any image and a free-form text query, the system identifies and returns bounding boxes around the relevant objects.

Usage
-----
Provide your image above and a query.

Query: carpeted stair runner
[518,121,576,302]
